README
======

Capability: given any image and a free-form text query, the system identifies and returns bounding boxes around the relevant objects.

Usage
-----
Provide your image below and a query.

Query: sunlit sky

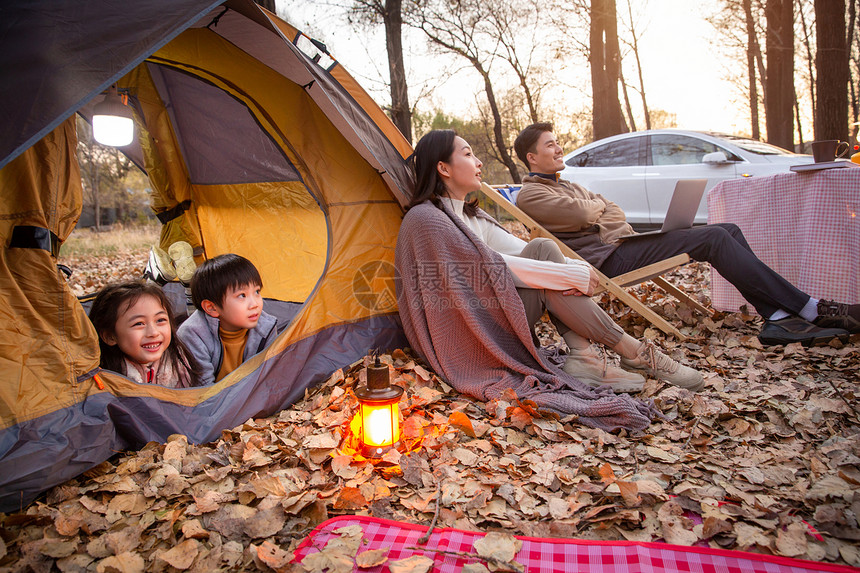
[633,1,750,133]
[276,0,771,138]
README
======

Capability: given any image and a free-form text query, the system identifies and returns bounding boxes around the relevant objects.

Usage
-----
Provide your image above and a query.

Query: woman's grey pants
[515,238,625,348]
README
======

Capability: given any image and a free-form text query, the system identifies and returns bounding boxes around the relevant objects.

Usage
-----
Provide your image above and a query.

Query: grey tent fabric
[147,64,300,185]
[0,1,414,203]
[0,0,223,170]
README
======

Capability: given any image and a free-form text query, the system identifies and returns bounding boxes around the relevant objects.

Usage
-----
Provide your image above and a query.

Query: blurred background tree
[75,118,150,230]
[279,0,859,181]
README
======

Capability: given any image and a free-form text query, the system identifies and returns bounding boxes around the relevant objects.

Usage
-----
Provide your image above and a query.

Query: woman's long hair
[89,281,203,385]
[408,129,478,216]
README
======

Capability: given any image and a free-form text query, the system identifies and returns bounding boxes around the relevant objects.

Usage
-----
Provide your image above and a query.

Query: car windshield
[567,137,643,167]
[717,135,797,156]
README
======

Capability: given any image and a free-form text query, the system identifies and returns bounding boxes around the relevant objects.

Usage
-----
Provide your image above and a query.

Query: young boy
[178,254,278,385]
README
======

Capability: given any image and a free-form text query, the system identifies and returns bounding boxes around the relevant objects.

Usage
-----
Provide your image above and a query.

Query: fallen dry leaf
[355,548,388,568]
[449,411,476,437]
[256,540,294,571]
[388,555,434,573]
[617,481,641,507]
[180,519,210,539]
[157,539,199,570]
[507,406,533,430]
[473,531,523,563]
[333,487,367,510]
[658,500,698,546]
[775,521,808,557]
[96,551,145,573]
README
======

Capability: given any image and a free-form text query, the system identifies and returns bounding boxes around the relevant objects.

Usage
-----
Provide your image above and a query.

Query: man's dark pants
[598,223,810,318]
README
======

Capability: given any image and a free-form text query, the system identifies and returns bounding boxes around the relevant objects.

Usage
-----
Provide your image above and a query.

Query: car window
[566,137,643,167]
[718,135,795,155]
[649,134,730,165]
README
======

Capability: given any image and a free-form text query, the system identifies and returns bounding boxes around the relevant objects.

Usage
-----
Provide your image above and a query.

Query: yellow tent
[0,0,413,510]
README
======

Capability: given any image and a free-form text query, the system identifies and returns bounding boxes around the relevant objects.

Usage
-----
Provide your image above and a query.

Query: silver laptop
[618,179,707,240]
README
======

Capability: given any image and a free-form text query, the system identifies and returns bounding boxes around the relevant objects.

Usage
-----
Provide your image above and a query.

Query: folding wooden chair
[480,183,714,340]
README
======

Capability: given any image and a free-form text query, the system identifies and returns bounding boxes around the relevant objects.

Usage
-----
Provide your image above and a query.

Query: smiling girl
[89,282,202,388]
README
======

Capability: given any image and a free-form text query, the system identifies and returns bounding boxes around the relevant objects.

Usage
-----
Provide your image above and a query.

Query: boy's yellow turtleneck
[216,326,249,382]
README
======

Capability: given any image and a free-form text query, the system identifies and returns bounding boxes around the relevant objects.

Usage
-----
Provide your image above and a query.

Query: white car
[558,130,815,227]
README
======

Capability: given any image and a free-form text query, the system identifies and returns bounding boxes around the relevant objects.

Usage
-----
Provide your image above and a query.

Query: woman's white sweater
[443,197,593,294]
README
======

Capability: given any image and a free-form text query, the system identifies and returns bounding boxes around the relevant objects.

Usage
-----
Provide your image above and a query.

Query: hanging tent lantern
[92,84,134,147]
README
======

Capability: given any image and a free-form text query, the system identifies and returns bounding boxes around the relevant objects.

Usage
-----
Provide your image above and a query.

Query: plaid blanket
[294,516,853,573]
[394,200,656,432]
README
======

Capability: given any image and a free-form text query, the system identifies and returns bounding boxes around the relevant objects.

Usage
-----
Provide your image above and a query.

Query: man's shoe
[143,246,177,285]
[168,241,196,285]
[563,344,645,393]
[759,316,849,346]
[620,341,704,391]
[814,300,860,334]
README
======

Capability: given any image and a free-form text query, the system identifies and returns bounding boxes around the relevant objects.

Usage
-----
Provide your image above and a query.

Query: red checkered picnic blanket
[293,515,857,573]
[707,168,860,313]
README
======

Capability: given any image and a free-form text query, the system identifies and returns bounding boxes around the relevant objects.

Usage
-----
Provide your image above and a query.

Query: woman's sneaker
[620,341,704,391]
[563,344,645,393]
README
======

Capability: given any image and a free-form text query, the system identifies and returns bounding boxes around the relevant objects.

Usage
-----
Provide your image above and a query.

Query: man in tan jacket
[513,122,858,347]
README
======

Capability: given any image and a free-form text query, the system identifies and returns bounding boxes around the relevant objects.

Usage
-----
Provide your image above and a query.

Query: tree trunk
[752,2,768,106]
[477,64,521,183]
[814,0,849,141]
[765,0,794,149]
[522,78,539,124]
[508,59,539,124]
[744,0,761,139]
[847,0,859,141]
[851,77,859,143]
[590,0,627,140]
[92,163,102,232]
[625,0,650,129]
[794,92,805,148]
[798,2,817,119]
[383,0,412,143]
[621,77,637,131]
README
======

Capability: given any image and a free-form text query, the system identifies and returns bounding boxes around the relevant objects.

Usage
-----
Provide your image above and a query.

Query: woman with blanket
[395,130,704,432]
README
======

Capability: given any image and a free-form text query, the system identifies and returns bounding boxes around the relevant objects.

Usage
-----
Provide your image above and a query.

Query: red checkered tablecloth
[707,168,860,313]
[293,515,857,573]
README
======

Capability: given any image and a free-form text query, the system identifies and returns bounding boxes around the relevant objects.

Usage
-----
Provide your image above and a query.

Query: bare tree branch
[620,0,651,129]
[407,0,522,181]
[348,0,413,142]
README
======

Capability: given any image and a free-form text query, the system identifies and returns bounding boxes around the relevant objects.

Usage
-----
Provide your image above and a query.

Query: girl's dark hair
[89,281,202,384]
[408,129,478,216]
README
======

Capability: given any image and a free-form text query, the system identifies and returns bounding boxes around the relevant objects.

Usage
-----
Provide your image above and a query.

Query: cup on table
[811,139,850,163]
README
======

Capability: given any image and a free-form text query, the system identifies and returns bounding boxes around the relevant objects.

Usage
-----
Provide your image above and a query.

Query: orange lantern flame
[354,355,403,457]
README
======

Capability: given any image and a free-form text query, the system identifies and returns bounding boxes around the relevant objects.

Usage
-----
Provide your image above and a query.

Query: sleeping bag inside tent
[0,0,413,511]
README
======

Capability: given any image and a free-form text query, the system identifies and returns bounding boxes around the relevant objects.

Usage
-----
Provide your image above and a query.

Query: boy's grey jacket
[177,309,278,385]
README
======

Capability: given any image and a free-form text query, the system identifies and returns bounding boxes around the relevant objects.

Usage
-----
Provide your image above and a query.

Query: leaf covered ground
[59,223,159,297]
[1,245,859,572]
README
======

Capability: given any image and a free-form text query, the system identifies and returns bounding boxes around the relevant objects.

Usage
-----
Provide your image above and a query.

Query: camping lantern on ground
[354,356,403,457]
[92,84,134,147]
